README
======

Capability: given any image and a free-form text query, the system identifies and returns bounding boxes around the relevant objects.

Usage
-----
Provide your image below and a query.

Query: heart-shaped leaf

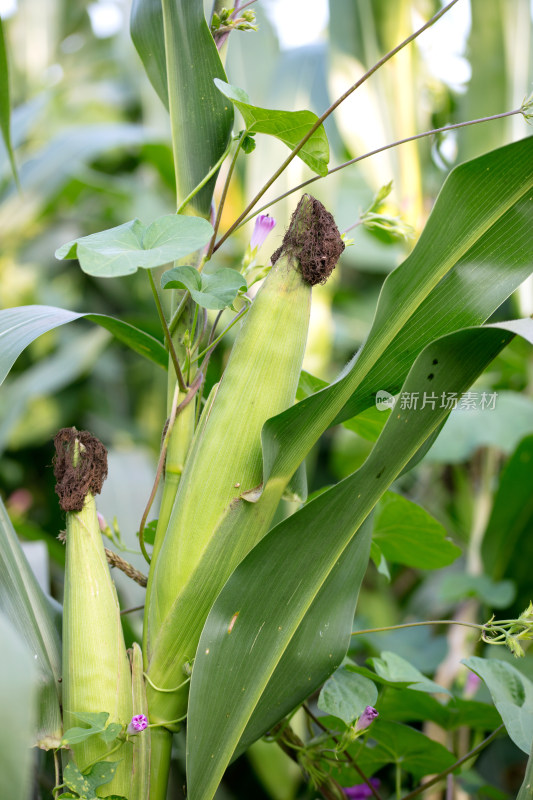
[215,79,329,177]
[373,492,461,569]
[62,712,109,746]
[318,659,378,725]
[161,265,247,309]
[368,651,449,695]
[463,656,533,754]
[63,761,121,799]
[348,721,456,779]
[56,215,213,277]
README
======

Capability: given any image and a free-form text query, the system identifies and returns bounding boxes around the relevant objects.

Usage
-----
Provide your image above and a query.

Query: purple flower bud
[354,706,378,732]
[344,779,380,799]
[250,214,276,250]
[127,714,148,735]
[465,672,481,698]
[97,512,107,532]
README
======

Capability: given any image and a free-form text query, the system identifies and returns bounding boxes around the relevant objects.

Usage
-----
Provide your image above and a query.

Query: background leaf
[482,434,533,614]
[368,651,449,694]
[317,660,377,725]
[161,265,246,309]
[373,492,460,569]
[439,574,515,609]
[0,305,167,388]
[0,497,62,748]
[0,613,39,800]
[348,721,456,779]
[463,656,533,754]
[0,17,18,183]
[215,79,330,176]
[130,0,233,215]
[56,215,213,278]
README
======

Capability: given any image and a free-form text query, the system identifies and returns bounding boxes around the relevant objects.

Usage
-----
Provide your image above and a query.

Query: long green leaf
[259,138,533,495]
[0,497,62,749]
[186,318,533,800]
[0,613,39,800]
[130,0,233,215]
[0,18,18,183]
[0,305,167,387]
[482,434,533,580]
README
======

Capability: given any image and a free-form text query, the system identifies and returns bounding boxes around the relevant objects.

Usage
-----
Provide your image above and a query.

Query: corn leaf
[0,497,62,749]
[0,18,18,184]
[215,79,330,176]
[130,0,233,215]
[0,305,168,387]
[186,319,533,800]
[259,137,533,500]
[0,613,39,800]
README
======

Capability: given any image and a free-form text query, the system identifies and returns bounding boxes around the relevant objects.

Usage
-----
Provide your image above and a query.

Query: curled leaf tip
[271,194,344,285]
[53,427,108,512]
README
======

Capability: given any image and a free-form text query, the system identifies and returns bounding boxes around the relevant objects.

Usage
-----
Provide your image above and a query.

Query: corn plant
[1,2,533,799]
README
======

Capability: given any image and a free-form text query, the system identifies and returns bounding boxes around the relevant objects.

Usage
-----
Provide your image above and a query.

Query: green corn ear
[145,195,344,725]
[55,429,133,797]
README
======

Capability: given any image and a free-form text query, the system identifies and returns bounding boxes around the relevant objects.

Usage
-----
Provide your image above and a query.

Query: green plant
[1,2,533,799]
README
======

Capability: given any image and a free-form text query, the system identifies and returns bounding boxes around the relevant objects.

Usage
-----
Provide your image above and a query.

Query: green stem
[169,290,190,337]
[148,271,187,392]
[206,134,244,260]
[352,620,484,636]
[177,143,232,214]
[213,0,460,253]
[235,107,526,230]
[396,761,402,800]
[400,725,504,800]
[194,303,249,363]
[149,727,173,800]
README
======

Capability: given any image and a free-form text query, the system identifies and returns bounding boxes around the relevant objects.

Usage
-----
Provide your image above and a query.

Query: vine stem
[148,270,187,392]
[400,725,505,800]
[137,371,204,564]
[177,143,231,214]
[352,620,484,636]
[212,0,460,254]
[236,107,525,228]
[206,135,244,260]
[303,705,383,800]
[193,302,249,363]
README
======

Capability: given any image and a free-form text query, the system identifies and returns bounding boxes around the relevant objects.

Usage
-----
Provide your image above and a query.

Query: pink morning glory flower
[344,779,380,799]
[127,714,148,734]
[250,214,276,250]
[355,706,378,732]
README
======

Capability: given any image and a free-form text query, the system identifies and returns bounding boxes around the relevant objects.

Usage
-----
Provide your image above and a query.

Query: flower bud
[354,706,379,732]
[250,214,276,250]
[127,714,148,735]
